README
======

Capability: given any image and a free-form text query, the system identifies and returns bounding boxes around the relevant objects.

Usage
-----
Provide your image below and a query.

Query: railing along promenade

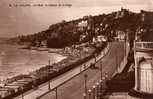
[135,42,153,51]
[13,42,111,99]
[35,43,111,99]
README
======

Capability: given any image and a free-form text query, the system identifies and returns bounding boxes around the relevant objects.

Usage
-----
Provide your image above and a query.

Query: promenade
[14,42,108,99]
[14,41,124,99]
[38,42,125,99]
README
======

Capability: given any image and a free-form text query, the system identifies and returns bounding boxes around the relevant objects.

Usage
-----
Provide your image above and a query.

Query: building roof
[4,85,20,89]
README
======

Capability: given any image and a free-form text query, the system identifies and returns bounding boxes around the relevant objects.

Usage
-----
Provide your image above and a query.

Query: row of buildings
[0,76,34,98]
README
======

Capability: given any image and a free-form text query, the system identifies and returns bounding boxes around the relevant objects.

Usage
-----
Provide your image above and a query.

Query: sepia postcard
[0,0,153,99]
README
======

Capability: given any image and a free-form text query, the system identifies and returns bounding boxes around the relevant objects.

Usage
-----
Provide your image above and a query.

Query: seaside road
[14,41,125,99]
[39,41,125,99]
[14,43,110,99]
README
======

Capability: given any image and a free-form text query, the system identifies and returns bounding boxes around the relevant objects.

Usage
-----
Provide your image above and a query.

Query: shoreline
[0,43,67,83]
[0,41,107,99]
[0,42,90,84]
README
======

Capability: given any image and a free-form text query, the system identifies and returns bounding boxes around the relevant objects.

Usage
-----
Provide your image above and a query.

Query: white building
[78,20,88,31]
[92,35,107,43]
[115,30,125,41]
[134,41,153,95]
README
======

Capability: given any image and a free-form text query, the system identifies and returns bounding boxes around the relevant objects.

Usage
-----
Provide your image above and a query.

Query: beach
[0,43,66,81]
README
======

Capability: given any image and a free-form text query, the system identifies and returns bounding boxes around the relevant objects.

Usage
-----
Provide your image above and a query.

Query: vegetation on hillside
[10,8,153,48]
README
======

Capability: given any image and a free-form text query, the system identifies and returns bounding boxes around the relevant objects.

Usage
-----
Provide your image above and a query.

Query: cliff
[10,8,153,48]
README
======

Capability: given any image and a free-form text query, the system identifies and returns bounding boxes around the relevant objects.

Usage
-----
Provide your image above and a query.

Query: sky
[0,0,153,38]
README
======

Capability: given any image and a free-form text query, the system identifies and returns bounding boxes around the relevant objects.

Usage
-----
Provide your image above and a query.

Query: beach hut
[0,90,9,98]
[5,84,21,93]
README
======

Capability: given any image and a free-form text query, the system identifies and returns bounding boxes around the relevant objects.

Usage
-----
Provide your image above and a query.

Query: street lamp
[48,78,51,90]
[92,85,96,99]
[88,89,92,99]
[84,74,88,94]
[96,82,100,99]
[124,34,126,57]
[48,60,51,90]
[100,61,103,80]
[83,93,87,99]
[55,88,58,99]
[99,80,103,98]
[21,87,24,99]
[116,49,118,71]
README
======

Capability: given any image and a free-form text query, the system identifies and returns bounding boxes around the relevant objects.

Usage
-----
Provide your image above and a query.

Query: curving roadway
[38,41,125,99]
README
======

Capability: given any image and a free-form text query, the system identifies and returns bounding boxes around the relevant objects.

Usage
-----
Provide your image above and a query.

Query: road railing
[83,73,109,99]
[35,43,111,99]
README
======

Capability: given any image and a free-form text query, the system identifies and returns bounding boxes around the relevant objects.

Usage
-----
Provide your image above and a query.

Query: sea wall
[112,42,130,77]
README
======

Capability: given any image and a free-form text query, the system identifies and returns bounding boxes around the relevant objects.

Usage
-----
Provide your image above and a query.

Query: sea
[0,43,66,81]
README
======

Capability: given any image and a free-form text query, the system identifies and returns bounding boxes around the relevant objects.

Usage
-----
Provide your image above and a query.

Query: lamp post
[48,60,51,90]
[123,32,126,57]
[116,49,118,71]
[88,89,92,99]
[48,78,51,90]
[99,61,103,99]
[21,87,24,99]
[99,80,103,98]
[100,61,103,80]
[92,85,96,99]
[55,88,58,99]
[83,93,87,99]
[96,82,100,99]
[84,74,88,95]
